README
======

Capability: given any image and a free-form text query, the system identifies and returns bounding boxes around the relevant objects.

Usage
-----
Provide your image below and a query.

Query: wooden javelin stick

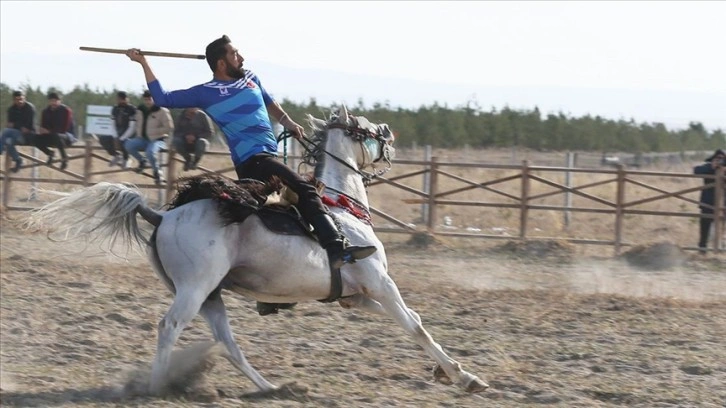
[79,46,205,60]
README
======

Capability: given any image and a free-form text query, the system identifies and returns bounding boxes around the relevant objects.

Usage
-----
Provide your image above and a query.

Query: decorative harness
[279,114,395,226]
[321,193,373,226]
[278,114,394,303]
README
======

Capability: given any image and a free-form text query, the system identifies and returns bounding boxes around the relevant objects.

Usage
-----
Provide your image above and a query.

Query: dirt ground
[1,212,725,408]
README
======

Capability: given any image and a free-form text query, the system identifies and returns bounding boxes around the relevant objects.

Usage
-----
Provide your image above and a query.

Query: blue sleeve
[148,80,205,109]
[252,75,274,105]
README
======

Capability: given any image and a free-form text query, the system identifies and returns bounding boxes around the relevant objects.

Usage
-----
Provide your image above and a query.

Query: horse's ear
[336,105,349,124]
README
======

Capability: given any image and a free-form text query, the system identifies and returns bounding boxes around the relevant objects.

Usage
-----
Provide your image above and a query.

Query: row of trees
[2,82,723,153]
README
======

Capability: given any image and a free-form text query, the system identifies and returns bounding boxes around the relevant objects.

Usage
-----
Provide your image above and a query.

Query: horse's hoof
[432,364,453,385]
[464,376,489,393]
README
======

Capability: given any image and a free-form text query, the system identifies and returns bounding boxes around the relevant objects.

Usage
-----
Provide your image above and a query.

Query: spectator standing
[694,148,726,253]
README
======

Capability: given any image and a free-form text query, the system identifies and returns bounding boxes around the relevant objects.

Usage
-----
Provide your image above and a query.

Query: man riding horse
[126,35,376,316]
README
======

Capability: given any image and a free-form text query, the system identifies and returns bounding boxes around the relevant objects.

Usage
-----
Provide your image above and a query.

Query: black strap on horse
[318,265,344,303]
[276,130,345,303]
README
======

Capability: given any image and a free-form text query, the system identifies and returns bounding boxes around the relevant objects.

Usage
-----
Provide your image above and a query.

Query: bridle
[281,115,395,186]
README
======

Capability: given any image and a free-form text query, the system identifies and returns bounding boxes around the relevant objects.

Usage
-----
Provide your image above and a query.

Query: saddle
[256,205,313,237]
[244,177,325,237]
[169,174,349,305]
[168,174,320,237]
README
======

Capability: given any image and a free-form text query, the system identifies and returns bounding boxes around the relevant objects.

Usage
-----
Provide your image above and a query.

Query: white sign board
[85,105,115,136]
[87,105,113,116]
[86,116,116,136]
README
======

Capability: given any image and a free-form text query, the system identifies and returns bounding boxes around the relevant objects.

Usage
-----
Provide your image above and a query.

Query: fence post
[614,164,626,254]
[714,165,724,252]
[2,150,12,208]
[83,137,93,186]
[421,145,432,224]
[564,152,574,229]
[29,147,39,201]
[426,156,438,233]
[165,146,177,204]
[519,160,530,239]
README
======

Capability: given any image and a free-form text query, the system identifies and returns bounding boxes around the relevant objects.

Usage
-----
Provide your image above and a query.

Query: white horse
[27,106,488,395]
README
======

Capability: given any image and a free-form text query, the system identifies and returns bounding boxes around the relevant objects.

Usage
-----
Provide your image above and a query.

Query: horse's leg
[364,274,488,393]
[150,288,207,394]
[339,294,423,325]
[199,290,277,391]
[339,294,387,315]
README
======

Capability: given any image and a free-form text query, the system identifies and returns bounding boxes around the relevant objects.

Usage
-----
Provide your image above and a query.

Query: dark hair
[705,149,725,162]
[47,91,60,100]
[205,35,231,73]
[116,91,128,99]
[142,90,152,98]
[12,90,24,98]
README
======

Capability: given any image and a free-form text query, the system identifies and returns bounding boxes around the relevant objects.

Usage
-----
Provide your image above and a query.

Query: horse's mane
[167,173,284,225]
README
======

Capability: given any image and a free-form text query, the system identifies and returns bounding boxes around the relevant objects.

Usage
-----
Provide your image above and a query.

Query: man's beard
[226,64,245,79]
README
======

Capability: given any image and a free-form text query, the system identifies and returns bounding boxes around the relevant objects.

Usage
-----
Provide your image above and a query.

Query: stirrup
[344,245,377,262]
[328,245,377,269]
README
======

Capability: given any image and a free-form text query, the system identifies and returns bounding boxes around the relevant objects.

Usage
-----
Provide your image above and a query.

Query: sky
[1,1,724,132]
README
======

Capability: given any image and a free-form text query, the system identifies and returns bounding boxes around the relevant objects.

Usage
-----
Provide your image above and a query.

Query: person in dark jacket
[1,90,37,172]
[36,92,76,170]
[102,91,136,168]
[172,107,213,171]
[693,148,726,253]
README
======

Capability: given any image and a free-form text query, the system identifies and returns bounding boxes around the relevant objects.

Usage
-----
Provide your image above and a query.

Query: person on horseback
[125,35,376,316]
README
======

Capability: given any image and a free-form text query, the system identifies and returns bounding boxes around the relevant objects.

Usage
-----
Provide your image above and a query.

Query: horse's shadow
[0,381,315,407]
[0,386,129,407]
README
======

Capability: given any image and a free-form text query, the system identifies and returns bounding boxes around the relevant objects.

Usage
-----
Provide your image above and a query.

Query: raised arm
[126,48,202,109]
[127,48,158,84]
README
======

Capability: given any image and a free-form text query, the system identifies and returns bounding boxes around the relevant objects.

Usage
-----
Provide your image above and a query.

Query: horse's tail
[25,182,163,252]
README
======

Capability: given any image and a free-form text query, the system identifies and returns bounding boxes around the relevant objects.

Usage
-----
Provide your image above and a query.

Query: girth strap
[318,265,343,303]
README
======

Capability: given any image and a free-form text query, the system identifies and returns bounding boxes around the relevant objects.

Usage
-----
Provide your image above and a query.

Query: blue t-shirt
[147,71,276,165]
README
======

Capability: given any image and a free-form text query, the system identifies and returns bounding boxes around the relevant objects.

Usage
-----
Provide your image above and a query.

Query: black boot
[310,213,377,269]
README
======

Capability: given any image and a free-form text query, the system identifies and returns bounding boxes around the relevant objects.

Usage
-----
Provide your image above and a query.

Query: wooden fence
[2,140,724,254]
[368,157,724,254]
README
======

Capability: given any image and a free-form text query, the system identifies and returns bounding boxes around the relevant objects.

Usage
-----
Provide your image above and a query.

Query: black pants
[33,133,71,159]
[172,137,209,163]
[698,211,714,249]
[235,154,326,221]
[20,133,55,158]
[98,135,129,160]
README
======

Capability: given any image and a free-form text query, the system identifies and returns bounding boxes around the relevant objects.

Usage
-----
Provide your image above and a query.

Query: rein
[288,116,393,186]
